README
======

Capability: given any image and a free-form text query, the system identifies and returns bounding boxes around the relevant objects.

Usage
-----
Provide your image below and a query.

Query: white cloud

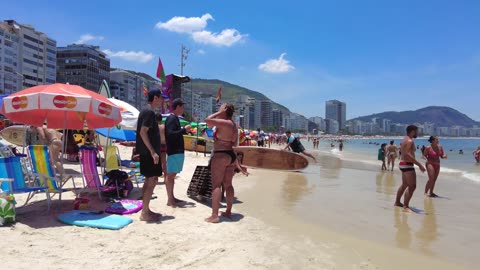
[192,29,246,47]
[103,49,154,63]
[258,53,295,73]
[155,13,213,33]
[75,34,104,44]
[155,14,246,47]
[197,49,206,55]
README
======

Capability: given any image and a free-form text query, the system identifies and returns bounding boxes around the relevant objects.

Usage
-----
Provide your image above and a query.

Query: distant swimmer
[386,140,398,171]
[284,130,317,162]
[394,125,426,213]
[423,136,448,198]
[339,141,344,151]
[474,147,480,163]
[459,149,464,155]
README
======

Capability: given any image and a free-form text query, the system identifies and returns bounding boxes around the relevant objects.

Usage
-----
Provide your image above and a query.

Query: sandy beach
[1,143,477,270]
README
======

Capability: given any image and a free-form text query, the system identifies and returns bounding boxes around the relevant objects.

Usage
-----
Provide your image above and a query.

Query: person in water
[473,147,480,163]
[205,103,248,223]
[339,140,344,151]
[422,136,448,197]
[386,140,398,171]
[378,143,387,171]
[284,130,317,162]
[395,125,426,213]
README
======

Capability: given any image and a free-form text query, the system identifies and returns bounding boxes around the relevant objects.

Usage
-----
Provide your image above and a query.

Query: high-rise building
[325,100,347,130]
[56,44,110,92]
[255,100,273,128]
[109,69,155,109]
[0,20,56,94]
[272,109,283,128]
[308,116,325,131]
[325,118,339,134]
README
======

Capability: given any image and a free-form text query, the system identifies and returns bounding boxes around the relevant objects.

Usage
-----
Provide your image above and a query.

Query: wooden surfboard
[233,146,309,171]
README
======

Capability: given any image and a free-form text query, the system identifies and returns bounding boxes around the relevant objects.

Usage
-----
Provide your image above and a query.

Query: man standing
[395,125,426,213]
[257,128,265,147]
[136,90,163,222]
[165,98,191,207]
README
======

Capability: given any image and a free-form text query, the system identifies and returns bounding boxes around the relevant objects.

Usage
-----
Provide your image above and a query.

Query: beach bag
[0,193,15,226]
[104,170,133,197]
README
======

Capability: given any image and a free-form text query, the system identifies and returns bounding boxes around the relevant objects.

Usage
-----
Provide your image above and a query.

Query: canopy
[95,128,136,142]
[108,98,139,130]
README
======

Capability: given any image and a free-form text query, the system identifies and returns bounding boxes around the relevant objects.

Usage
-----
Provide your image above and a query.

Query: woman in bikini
[386,140,398,171]
[423,136,448,197]
[473,146,480,164]
[204,103,247,223]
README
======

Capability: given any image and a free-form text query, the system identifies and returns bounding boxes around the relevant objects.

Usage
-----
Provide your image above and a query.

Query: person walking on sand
[165,98,191,208]
[386,140,398,171]
[423,136,448,198]
[473,146,480,163]
[136,90,164,222]
[395,125,426,213]
[156,113,168,183]
[284,130,317,162]
[204,103,248,223]
[379,143,387,171]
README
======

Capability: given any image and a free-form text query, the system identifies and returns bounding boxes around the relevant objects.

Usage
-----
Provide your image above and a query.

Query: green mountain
[191,79,289,112]
[351,106,479,127]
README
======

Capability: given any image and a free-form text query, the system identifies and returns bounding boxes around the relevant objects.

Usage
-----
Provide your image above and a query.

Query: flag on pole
[142,82,148,96]
[215,87,222,105]
[156,57,166,83]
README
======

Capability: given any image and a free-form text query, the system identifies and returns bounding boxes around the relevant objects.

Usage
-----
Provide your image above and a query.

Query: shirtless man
[386,140,398,171]
[394,125,426,213]
[156,113,167,183]
[30,126,64,174]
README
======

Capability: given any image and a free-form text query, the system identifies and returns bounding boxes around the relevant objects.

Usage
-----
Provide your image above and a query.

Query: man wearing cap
[165,98,191,207]
[136,90,163,222]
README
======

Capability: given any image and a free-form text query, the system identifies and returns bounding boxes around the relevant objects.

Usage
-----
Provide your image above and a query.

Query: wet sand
[237,149,479,270]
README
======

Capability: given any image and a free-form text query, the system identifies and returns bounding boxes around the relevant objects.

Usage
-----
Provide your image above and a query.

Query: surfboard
[58,210,133,230]
[105,199,143,215]
[0,125,28,146]
[233,146,309,171]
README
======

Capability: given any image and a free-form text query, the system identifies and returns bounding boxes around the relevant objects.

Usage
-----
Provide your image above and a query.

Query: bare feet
[205,216,220,223]
[430,193,439,198]
[220,211,232,219]
[394,202,404,208]
[174,198,186,203]
[149,210,162,217]
[140,211,161,222]
[403,207,414,214]
[166,201,178,208]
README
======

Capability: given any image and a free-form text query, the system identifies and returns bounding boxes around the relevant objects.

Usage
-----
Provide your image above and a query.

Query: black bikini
[213,150,237,165]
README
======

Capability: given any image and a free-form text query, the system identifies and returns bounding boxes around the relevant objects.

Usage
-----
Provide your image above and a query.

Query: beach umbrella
[161,117,190,127]
[95,128,136,142]
[0,83,121,129]
[108,98,139,130]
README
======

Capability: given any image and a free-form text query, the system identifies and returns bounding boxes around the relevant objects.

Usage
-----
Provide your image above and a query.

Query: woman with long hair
[423,136,448,197]
[205,103,247,223]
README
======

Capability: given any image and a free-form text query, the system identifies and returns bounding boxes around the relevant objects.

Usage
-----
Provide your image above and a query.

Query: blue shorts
[167,154,185,174]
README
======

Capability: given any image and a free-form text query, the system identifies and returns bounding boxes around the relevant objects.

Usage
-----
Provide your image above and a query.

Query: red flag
[156,57,166,83]
[215,87,222,105]
[142,82,148,96]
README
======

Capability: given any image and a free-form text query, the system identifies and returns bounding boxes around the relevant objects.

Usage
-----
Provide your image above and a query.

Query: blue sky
[2,0,479,120]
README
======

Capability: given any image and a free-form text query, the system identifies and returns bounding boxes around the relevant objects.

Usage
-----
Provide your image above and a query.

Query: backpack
[104,170,133,197]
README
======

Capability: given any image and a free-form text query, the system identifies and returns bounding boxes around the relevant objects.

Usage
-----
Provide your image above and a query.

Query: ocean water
[304,137,480,183]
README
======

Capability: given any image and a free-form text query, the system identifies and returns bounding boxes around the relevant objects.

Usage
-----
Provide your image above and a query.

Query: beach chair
[0,156,49,209]
[104,145,121,172]
[28,145,78,204]
[79,146,119,199]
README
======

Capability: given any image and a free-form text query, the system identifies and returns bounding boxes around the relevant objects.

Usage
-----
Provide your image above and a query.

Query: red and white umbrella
[0,83,121,129]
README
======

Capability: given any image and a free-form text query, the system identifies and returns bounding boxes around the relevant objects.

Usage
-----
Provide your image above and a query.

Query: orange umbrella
[0,83,121,129]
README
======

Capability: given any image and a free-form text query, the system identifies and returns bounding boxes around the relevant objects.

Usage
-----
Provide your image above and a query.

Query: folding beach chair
[28,145,78,204]
[0,156,49,209]
[79,146,119,199]
[104,145,121,172]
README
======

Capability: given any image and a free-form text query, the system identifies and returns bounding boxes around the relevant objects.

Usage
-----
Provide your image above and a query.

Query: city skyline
[1,1,479,121]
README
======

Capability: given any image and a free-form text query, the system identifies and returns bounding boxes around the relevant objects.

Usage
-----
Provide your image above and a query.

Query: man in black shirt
[136,90,163,222]
[165,98,191,207]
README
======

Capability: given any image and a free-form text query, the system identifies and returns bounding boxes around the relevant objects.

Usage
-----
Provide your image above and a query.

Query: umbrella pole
[195,120,198,156]
[60,111,66,172]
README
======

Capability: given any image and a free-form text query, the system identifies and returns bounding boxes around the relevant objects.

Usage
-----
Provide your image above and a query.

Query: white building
[309,116,325,131]
[110,69,153,109]
[0,20,56,94]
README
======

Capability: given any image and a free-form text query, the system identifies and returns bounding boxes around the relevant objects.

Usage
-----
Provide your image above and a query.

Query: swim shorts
[167,153,185,174]
[140,154,163,177]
